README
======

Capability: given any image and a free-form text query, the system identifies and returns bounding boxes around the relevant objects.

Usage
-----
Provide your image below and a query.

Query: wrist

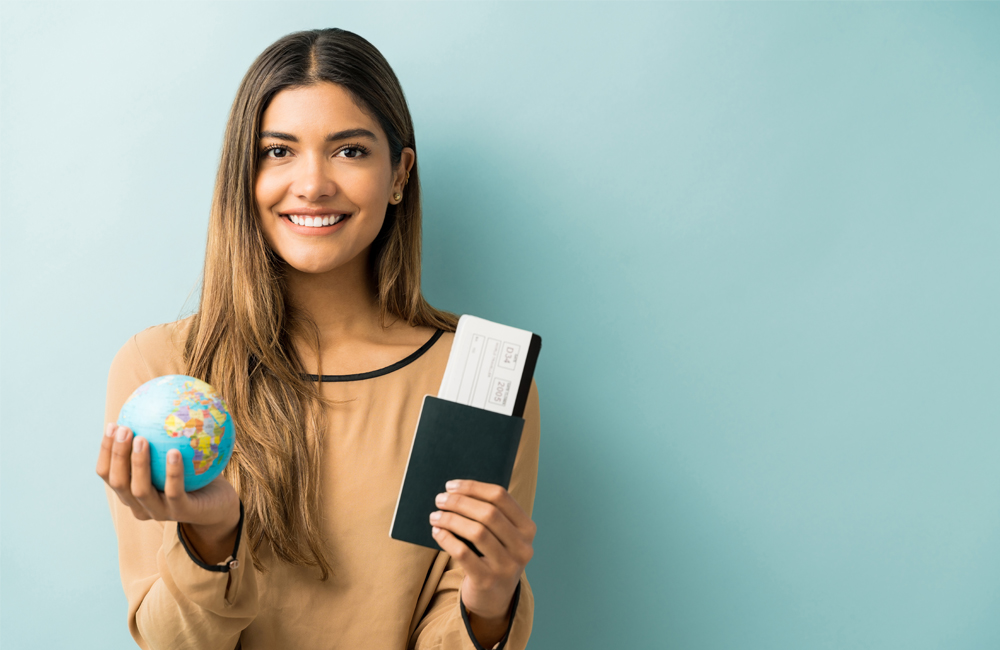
[179,505,241,565]
[462,577,519,620]
[186,518,237,542]
[465,599,512,624]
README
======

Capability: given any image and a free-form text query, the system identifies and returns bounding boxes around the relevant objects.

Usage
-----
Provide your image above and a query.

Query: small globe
[118,375,235,492]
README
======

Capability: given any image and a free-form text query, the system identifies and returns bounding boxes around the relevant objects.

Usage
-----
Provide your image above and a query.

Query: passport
[389,396,525,550]
[390,316,541,551]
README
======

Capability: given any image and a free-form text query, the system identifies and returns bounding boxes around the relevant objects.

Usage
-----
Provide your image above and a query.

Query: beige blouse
[103,319,539,650]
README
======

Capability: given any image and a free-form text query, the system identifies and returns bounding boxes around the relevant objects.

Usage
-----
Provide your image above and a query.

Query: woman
[95,28,539,650]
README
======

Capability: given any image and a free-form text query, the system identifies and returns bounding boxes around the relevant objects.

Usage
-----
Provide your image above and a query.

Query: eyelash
[259,143,372,159]
[260,144,290,159]
[338,142,371,158]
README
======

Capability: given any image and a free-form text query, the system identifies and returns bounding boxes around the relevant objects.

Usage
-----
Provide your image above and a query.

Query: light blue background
[2,2,999,648]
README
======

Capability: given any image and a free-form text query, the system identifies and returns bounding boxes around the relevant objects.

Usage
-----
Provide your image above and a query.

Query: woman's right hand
[96,423,241,564]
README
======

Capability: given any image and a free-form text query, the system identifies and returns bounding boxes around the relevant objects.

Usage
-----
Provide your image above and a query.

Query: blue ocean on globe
[117,375,235,492]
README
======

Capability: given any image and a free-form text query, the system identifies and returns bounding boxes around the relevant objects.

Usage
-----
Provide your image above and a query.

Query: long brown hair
[184,29,456,578]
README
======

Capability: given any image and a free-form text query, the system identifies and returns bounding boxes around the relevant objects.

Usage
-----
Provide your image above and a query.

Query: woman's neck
[281,250,432,376]
[283,251,383,346]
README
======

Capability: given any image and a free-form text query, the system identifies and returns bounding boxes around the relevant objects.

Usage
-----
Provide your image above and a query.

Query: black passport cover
[390,396,524,550]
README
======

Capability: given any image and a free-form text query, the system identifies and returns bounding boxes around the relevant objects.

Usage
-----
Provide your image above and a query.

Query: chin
[279,247,368,276]
[283,258,343,275]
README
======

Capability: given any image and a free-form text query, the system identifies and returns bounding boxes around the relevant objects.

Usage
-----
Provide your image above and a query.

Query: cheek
[255,170,283,211]
[338,169,391,236]
[339,165,391,207]
[253,172,284,251]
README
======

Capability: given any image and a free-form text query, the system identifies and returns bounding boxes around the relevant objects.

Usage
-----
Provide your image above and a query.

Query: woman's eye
[338,145,368,159]
[263,146,289,159]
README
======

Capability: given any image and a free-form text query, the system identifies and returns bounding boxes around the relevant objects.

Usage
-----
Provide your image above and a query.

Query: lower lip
[280,215,350,235]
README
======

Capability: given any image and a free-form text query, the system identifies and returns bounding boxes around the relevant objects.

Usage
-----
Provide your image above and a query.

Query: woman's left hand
[430,479,536,643]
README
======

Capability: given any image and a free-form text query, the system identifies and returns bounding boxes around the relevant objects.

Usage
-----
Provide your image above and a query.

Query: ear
[390,147,416,204]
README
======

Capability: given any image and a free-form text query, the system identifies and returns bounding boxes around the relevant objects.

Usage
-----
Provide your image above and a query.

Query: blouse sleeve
[104,329,259,650]
[409,381,541,650]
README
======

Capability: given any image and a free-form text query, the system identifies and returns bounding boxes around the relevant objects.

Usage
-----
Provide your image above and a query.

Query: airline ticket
[438,315,535,416]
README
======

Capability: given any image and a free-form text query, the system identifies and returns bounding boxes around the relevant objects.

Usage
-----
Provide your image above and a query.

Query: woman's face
[255,82,411,275]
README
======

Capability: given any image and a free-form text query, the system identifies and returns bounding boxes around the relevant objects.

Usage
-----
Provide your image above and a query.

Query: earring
[393,192,402,202]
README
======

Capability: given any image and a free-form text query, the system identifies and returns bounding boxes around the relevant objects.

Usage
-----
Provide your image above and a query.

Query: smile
[284,213,349,228]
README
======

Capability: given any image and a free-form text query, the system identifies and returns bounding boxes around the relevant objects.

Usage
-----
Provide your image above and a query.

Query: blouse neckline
[303,329,445,383]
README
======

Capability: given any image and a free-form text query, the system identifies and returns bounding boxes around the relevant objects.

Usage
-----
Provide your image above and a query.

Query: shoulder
[416,328,453,372]
[105,316,196,424]
[109,316,195,384]
[383,327,453,393]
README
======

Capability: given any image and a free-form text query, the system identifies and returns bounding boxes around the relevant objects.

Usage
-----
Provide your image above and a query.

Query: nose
[291,152,336,202]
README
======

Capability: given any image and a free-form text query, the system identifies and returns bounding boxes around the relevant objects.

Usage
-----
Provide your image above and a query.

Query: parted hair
[184,28,456,578]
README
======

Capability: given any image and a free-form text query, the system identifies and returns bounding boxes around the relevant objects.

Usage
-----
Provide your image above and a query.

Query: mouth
[281,213,350,228]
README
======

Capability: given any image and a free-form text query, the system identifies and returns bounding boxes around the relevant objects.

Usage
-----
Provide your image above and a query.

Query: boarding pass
[438,315,539,417]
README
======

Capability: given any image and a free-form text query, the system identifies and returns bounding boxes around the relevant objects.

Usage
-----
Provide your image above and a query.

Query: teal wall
[2,2,998,648]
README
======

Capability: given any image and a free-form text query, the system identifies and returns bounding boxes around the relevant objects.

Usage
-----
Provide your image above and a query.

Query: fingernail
[445,480,460,491]
[168,451,180,465]
[435,493,448,505]
[105,423,115,437]
[115,427,130,443]
[429,511,441,523]
[132,437,143,453]
[432,526,441,535]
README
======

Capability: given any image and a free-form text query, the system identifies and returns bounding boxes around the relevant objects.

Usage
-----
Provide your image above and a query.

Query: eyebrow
[259,128,378,143]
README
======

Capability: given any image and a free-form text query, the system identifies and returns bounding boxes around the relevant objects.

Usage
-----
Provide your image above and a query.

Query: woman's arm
[98,329,259,650]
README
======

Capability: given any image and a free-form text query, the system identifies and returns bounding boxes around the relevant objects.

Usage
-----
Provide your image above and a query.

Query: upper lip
[279,207,349,216]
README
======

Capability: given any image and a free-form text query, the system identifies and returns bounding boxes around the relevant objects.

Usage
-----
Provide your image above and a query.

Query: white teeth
[287,214,346,227]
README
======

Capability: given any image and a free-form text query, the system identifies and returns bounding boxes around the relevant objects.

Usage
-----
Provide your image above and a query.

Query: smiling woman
[255,83,411,275]
[94,28,540,650]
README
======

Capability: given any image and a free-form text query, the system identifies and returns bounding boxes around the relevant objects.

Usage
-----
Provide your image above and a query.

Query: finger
[435,491,521,552]
[107,426,142,510]
[431,525,489,578]
[162,449,188,516]
[130,437,163,517]
[430,509,506,565]
[95,422,116,479]
[446,480,535,539]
